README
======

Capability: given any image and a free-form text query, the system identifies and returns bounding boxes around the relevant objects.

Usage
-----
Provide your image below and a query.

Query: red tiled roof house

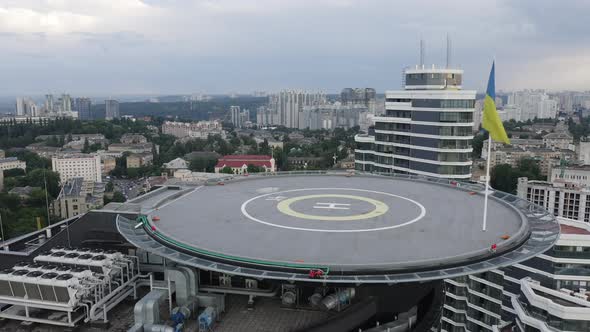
[214,155,276,174]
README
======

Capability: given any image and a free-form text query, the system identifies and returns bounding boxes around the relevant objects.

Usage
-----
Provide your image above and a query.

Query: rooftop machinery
[0,247,141,327]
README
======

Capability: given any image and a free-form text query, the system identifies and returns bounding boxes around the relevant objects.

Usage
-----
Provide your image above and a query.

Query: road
[111,178,145,200]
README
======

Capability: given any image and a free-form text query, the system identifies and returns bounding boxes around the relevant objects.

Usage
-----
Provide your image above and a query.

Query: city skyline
[1,0,589,95]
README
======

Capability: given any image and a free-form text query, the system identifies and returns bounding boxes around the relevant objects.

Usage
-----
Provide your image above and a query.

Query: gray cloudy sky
[0,0,588,95]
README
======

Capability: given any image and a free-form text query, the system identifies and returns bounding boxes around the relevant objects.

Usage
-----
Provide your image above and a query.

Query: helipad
[117,172,559,280]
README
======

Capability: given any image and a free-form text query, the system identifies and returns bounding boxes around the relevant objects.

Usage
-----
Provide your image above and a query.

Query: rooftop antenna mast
[419,38,425,69]
[446,34,452,69]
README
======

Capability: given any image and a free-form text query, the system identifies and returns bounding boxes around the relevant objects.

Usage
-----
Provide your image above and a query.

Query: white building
[258,90,327,128]
[52,154,102,183]
[578,139,590,165]
[355,64,475,179]
[543,132,573,150]
[550,165,590,187]
[517,177,590,222]
[162,120,225,139]
[230,106,242,128]
[0,157,27,171]
[507,90,558,121]
[105,99,120,120]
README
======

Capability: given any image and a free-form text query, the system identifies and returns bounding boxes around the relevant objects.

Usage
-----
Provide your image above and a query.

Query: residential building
[341,88,376,113]
[481,138,544,159]
[473,100,483,131]
[214,155,275,174]
[126,153,153,169]
[108,143,153,154]
[577,138,590,165]
[254,137,283,149]
[8,186,40,199]
[257,90,327,128]
[489,147,574,176]
[51,177,105,219]
[102,156,116,175]
[543,132,574,150]
[120,134,148,144]
[507,90,559,121]
[441,217,590,332]
[298,104,367,130]
[52,154,102,183]
[25,143,62,159]
[230,106,242,128]
[15,97,38,117]
[517,177,590,222]
[0,149,5,158]
[162,158,189,173]
[287,156,324,169]
[355,64,476,179]
[74,97,92,120]
[0,157,26,172]
[162,120,225,139]
[105,99,120,120]
[550,165,590,187]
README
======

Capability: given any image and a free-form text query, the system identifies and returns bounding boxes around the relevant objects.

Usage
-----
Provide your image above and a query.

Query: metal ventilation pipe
[129,289,173,332]
[321,288,356,311]
[165,267,197,307]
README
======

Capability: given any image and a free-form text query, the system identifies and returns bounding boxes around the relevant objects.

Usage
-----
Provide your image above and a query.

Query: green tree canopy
[220,166,234,174]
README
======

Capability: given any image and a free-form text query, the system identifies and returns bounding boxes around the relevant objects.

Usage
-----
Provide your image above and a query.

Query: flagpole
[482,137,492,231]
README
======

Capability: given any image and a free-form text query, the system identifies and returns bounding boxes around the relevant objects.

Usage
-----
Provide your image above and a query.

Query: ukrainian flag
[482,62,510,144]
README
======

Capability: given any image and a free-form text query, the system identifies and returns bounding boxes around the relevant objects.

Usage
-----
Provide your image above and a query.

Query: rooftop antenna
[446,34,452,69]
[419,38,425,69]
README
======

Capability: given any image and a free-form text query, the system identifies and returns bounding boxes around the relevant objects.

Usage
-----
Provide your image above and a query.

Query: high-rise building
[45,94,54,113]
[74,97,92,120]
[15,98,25,116]
[230,105,242,128]
[507,90,558,121]
[105,99,120,120]
[15,97,38,117]
[354,64,475,179]
[59,94,72,113]
[341,88,376,113]
[298,104,367,130]
[257,90,327,128]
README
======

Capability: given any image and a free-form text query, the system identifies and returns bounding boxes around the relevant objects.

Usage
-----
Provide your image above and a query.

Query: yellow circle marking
[276,194,389,221]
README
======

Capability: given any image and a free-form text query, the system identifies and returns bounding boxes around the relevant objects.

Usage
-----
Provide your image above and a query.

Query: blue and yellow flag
[482,62,510,144]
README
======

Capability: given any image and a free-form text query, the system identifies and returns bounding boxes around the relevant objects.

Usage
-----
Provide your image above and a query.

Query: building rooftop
[8,186,40,196]
[543,132,573,139]
[0,157,20,163]
[560,224,590,235]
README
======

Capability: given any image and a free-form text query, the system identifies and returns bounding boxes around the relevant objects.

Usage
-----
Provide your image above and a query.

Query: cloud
[0,0,588,94]
[0,7,97,34]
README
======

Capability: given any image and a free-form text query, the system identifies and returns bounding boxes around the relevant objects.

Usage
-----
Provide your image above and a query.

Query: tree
[189,156,217,172]
[221,166,234,174]
[247,164,263,173]
[111,191,126,203]
[490,164,519,193]
[24,169,61,198]
[490,158,544,194]
[105,181,114,192]
[82,138,90,153]
[3,168,25,178]
[472,132,489,158]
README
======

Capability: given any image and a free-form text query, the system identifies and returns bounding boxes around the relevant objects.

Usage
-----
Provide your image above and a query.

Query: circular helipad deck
[142,173,534,274]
